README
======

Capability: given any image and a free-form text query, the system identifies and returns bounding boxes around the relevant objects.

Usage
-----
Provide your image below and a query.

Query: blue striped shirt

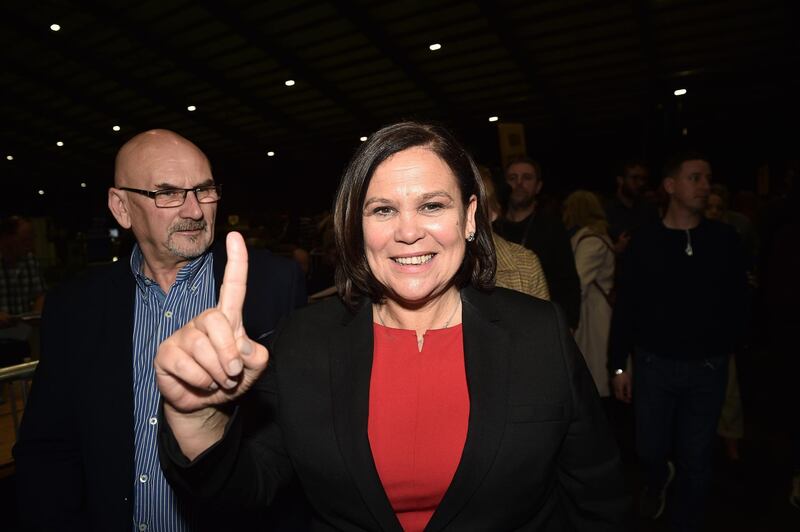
[130,245,216,532]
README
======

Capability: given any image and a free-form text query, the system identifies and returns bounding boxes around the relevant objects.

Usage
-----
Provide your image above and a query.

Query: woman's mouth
[392,253,434,265]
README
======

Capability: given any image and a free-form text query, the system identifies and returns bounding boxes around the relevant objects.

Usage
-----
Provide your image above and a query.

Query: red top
[368,323,470,532]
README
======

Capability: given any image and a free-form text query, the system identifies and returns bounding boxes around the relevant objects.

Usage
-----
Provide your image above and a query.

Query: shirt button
[164,310,173,318]
[139,524,148,532]
[139,474,148,483]
[149,417,158,426]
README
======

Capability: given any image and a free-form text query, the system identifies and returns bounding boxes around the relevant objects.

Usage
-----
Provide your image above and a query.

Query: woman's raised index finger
[218,231,248,321]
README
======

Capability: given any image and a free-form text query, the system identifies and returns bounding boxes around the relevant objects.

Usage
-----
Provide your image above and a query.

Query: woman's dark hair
[333,121,496,310]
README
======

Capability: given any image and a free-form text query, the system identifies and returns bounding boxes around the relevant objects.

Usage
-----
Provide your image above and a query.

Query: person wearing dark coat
[14,130,307,532]
[156,122,629,531]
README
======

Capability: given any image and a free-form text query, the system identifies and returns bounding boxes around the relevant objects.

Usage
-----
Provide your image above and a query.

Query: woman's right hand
[154,232,269,458]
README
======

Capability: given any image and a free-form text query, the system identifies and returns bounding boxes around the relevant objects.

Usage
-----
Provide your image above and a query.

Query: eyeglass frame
[118,184,222,208]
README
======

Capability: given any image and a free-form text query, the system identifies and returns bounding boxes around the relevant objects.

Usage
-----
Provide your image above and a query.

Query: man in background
[605,159,658,255]
[609,151,747,531]
[493,156,580,328]
[0,215,45,367]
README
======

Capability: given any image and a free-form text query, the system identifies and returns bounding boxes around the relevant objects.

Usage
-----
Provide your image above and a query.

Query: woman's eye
[420,202,444,213]
[372,206,394,216]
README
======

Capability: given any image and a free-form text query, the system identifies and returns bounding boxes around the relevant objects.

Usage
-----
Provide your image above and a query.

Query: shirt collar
[129,244,212,293]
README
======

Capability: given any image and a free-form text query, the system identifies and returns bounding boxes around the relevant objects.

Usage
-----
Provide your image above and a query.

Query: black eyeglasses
[119,184,222,208]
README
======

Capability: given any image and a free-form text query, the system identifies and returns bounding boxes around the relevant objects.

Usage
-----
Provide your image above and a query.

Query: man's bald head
[108,129,217,282]
[114,129,210,188]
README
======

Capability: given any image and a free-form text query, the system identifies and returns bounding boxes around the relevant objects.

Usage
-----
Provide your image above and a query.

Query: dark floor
[613,342,800,531]
[611,405,799,531]
[1,343,798,531]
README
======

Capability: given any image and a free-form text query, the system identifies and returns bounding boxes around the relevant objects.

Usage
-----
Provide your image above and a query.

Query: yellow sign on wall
[497,123,527,169]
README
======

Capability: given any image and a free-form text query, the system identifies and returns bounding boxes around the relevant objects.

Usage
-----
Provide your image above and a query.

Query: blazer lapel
[425,287,510,532]
[212,244,224,296]
[330,302,402,532]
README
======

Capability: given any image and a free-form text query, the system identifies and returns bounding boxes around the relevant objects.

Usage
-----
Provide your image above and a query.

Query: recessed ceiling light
[674,88,687,96]
[6,155,13,161]
[488,116,499,122]
[112,125,121,132]
[187,105,197,111]
[56,141,64,147]
[50,24,61,32]
[38,189,45,196]
[360,136,368,142]
[112,256,119,262]
[285,79,295,87]
[429,43,442,51]
[682,128,689,136]
[267,151,275,157]
[80,182,87,188]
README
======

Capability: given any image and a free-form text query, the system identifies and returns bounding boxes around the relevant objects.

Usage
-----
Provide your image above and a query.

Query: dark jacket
[13,245,307,531]
[161,286,629,531]
[608,218,748,372]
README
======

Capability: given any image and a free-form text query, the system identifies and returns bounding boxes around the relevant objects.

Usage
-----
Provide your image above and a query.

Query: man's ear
[662,177,675,195]
[108,188,132,229]
[616,175,624,188]
[534,178,543,196]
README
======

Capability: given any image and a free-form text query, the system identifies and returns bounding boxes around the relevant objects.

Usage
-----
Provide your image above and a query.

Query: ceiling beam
[80,0,302,137]
[3,55,148,154]
[475,0,572,131]
[331,0,460,122]
[0,6,256,155]
[197,0,379,131]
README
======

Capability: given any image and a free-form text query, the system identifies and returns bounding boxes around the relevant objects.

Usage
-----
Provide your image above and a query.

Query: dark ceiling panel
[0,0,796,218]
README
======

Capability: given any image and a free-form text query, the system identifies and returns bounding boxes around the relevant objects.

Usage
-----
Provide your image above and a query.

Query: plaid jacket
[493,233,550,301]
[0,252,45,314]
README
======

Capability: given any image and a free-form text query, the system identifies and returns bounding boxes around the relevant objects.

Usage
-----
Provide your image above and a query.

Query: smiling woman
[157,121,630,531]
[333,122,495,312]
[342,130,490,348]
[362,149,476,309]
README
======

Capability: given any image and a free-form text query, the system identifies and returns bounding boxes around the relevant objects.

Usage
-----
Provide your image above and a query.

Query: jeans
[634,350,728,532]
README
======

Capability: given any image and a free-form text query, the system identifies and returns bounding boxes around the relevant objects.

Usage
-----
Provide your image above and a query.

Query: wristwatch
[613,368,625,376]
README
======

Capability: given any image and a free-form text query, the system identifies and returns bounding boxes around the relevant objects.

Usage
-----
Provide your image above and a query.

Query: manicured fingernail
[228,358,243,375]
[239,339,252,356]
[225,379,237,389]
[209,382,219,391]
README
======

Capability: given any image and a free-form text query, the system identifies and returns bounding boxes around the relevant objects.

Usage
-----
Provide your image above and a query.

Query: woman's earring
[466,232,475,242]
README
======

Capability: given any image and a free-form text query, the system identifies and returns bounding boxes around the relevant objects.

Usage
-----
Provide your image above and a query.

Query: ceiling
[1,0,797,218]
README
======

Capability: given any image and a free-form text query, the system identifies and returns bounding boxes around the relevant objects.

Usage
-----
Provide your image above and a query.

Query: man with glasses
[14,129,307,531]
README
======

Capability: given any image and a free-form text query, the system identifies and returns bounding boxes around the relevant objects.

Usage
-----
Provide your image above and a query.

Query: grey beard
[167,221,209,259]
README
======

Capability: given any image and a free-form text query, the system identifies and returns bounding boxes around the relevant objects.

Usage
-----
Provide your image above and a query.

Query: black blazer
[13,246,307,531]
[161,286,630,531]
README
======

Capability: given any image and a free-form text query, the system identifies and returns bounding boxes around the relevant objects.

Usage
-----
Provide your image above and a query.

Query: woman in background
[563,190,615,397]
[705,184,750,462]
